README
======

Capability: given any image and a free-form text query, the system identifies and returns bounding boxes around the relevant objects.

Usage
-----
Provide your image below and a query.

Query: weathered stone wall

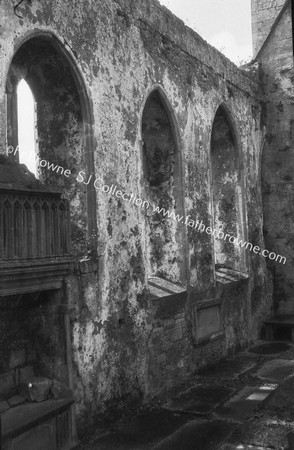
[0,291,68,406]
[0,0,271,433]
[251,0,287,55]
[254,1,294,313]
[147,292,191,394]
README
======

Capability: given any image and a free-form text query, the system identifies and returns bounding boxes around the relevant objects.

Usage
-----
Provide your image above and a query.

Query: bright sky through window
[17,79,38,177]
[159,0,253,65]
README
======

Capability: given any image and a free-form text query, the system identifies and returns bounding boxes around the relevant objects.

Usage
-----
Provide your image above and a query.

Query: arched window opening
[142,90,186,289]
[17,79,38,177]
[211,106,245,273]
[5,35,95,254]
[7,37,83,189]
[143,92,175,187]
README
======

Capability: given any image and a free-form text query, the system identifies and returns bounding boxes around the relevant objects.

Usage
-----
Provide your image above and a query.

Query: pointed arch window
[17,79,38,177]
[211,106,247,275]
[142,89,187,289]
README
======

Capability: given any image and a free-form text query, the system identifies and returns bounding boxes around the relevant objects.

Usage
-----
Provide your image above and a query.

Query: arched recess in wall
[141,88,187,287]
[5,32,97,254]
[17,78,38,176]
[210,104,246,273]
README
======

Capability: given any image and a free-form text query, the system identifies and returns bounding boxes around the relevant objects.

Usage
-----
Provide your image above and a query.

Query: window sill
[148,276,186,299]
[215,266,249,284]
[194,331,225,348]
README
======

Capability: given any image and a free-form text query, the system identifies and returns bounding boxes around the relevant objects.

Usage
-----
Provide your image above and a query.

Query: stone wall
[147,292,191,395]
[254,1,294,313]
[0,0,272,433]
[251,0,287,55]
[0,290,68,413]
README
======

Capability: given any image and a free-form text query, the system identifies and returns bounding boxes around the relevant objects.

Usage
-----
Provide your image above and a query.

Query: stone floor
[79,341,294,450]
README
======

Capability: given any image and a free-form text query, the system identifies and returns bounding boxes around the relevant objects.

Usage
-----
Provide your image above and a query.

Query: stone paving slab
[216,385,276,422]
[198,359,256,380]
[163,384,235,415]
[79,341,294,450]
[255,359,294,383]
[152,420,236,450]
[220,445,272,450]
[80,409,191,450]
[228,421,291,449]
[234,352,261,362]
[80,436,148,450]
[247,342,292,356]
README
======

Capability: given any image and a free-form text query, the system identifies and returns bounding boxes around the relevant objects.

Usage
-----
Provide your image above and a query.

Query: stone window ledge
[194,331,225,348]
[148,276,186,299]
[215,266,249,284]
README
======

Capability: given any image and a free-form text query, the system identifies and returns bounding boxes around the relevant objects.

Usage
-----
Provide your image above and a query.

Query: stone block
[152,336,163,346]
[19,365,35,383]
[27,347,37,363]
[157,353,167,364]
[152,328,162,338]
[0,371,15,396]
[7,395,26,407]
[20,377,52,402]
[51,380,73,400]
[9,349,26,369]
[0,400,10,413]
[54,361,68,381]
[170,327,183,342]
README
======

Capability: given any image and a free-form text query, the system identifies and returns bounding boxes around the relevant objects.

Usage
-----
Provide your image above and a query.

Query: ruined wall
[0,291,68,399]
[251,0,287,55]
[0,0,271,432]
[253,0,294,313]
